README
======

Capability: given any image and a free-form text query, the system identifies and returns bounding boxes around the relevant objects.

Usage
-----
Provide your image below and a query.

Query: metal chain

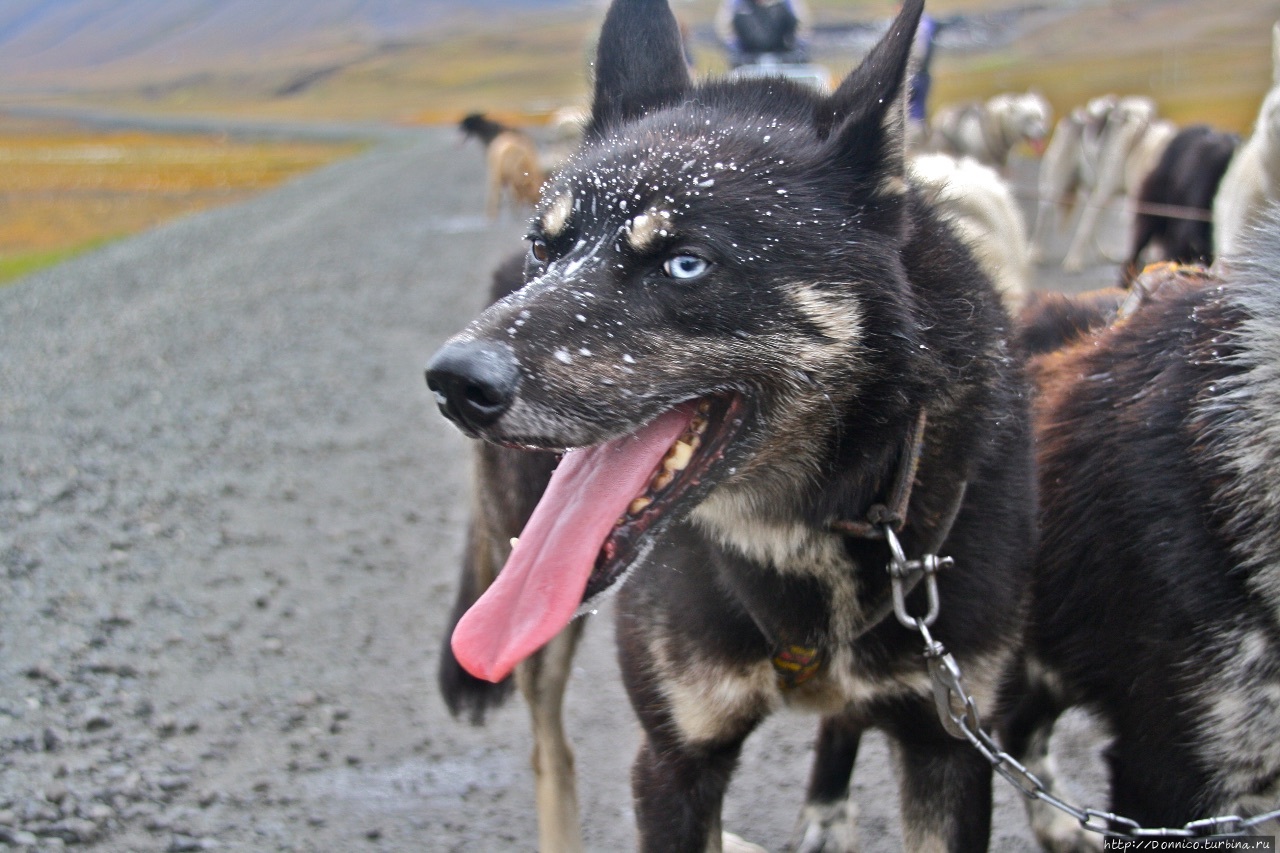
[881,525,1280,840]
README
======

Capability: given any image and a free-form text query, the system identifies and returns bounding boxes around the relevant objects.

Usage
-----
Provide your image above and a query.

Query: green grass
[0,237,119,285]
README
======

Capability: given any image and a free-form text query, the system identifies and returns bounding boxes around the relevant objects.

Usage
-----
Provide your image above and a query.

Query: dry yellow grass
[0,114,360,282]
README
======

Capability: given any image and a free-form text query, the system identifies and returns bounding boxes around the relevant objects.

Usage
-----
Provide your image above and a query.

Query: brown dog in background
[459,113,545,219]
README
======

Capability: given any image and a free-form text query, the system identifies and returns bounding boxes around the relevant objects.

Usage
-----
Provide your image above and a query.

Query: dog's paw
[790,800,859,853]
[722,830,770,853]
[1027,799,1104,853]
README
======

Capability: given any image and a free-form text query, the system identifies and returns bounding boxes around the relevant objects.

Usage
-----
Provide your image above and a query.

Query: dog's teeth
[691,415,708,435]
[664,439,694,472]
[509,537,519,549]
[650,469,674,491]
[628,497,652,515]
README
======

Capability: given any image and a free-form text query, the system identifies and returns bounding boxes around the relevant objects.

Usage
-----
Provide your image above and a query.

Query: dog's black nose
[426,340,520,432]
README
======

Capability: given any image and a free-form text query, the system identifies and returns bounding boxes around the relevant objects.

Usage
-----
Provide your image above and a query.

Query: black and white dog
[428,0,1035,849]
[1005,226,1280,849]
[1125,124,1238,279]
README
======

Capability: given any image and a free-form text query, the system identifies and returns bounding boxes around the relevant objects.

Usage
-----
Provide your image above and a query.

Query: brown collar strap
[830,408,928,540]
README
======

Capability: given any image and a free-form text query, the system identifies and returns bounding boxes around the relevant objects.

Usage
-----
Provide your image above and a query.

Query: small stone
[168,834,213,852]
[0,826,39,846]
[85,802,114,824]
[42,728,61,752]
[47,817,99,844]
[292,691,320,709]
[83,712,112,732]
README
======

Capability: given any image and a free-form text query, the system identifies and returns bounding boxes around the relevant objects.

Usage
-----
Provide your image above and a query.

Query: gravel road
[0,126,1111,852]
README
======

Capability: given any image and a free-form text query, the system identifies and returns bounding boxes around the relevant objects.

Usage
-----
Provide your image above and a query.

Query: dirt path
[0,128,1114,852]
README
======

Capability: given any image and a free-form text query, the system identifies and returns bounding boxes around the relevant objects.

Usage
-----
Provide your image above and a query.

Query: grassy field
[0,114,361,284]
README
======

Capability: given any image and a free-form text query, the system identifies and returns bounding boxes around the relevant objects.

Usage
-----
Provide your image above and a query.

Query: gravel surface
[0,127,1113,852]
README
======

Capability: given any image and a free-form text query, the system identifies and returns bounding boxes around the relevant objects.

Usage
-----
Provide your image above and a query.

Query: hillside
[0,0,1276,132]
[0,0,582,89]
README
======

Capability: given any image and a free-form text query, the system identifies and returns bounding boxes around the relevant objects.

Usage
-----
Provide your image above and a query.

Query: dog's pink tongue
[451,405,695,683]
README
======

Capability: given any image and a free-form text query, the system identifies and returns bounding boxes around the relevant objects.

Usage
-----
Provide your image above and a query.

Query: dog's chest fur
[654,480,993,727]
[648,517,924,741]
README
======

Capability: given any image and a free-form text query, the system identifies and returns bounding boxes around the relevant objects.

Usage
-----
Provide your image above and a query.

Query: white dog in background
[928,91,1053,169]
[1031,94,1176,272]
[1214,23,1280,259]
[911,152,1031,311]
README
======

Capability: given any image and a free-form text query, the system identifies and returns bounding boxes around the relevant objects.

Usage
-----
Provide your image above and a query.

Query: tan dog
[459,113,545,219]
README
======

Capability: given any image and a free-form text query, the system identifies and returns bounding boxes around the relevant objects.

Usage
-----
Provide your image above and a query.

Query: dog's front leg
[885,699,993,853]
[515,619,587,853]
[631,733,754,853]
[616,572,772,851]
[793,714,864,853]
[623,654,764,852]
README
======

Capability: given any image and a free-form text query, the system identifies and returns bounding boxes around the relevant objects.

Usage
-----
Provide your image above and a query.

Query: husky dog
[910,152,1031,311]
[928,91,1052,169]
[1003,227,1280,850]
[1214,23,1280,260]
[428,0,1035,850]
[1031,95,1176,272]
[459,112,546,219]
[1125,124,1238,278]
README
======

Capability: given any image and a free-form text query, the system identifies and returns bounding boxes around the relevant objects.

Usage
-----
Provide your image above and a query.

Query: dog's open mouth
[451,394,746,682]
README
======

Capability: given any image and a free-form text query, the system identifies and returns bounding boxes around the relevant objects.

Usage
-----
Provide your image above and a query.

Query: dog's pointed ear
[819,0,923,182]
[586,0,691,140]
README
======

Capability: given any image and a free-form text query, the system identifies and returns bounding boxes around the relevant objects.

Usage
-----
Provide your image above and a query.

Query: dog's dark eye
[529,239,551,264]
[663,254,710,281]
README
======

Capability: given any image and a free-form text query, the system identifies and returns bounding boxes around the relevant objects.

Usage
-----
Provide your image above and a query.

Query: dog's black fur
[1125,124,1238,279]
[429,0,1035,849]
[1003,237,1280,847]
[1015,288,1126,357]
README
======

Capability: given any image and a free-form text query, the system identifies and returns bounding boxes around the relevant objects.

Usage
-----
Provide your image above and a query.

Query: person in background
[715,0,813,68]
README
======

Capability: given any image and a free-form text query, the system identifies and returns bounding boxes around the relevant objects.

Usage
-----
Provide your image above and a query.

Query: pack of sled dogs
[428,1,1280,849]
[1033,21,1280,277]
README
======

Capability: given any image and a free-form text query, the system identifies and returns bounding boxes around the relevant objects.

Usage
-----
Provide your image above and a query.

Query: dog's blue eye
[663,254,710,280]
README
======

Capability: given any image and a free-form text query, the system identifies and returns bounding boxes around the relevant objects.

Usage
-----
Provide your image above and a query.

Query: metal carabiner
[884,526,945,629]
